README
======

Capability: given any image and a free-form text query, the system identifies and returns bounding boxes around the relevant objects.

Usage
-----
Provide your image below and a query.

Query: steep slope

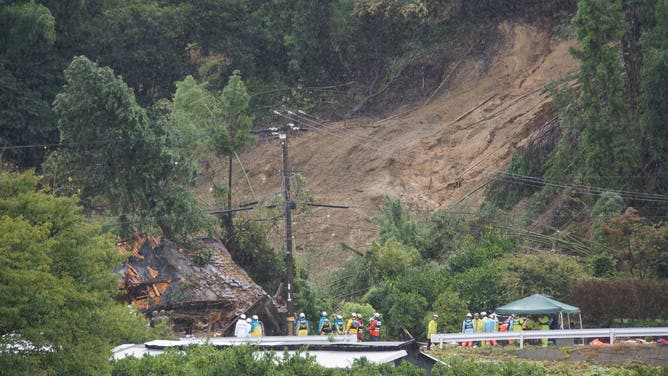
[225,23,579,276]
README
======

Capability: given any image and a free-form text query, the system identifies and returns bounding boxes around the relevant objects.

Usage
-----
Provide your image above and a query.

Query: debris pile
[115,235,286,336]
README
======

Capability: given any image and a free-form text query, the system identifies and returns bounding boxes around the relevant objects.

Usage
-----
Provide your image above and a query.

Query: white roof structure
[111,335,424,369]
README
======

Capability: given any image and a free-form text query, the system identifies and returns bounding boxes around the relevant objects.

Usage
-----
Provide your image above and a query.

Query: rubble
[115,234,286,336]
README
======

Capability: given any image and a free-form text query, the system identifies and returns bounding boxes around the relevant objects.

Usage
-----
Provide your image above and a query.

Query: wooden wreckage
[115,235,286,336]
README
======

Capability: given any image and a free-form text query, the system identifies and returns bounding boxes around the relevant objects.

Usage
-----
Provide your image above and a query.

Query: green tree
[601,208,668,279]
[169,71,256,248]
[214,70,256,247]
[372,195,418,247]
[85,0,192,105]
[419,208,470,260]
[640,0,668,198]
[0,170,154,375]
[432,287,470,334]
[366,238,421,280]
[498,252,588,302]
[235,219,285,294]
[0,1,59,167]
[572,0,639,188]
[49,55,208,240]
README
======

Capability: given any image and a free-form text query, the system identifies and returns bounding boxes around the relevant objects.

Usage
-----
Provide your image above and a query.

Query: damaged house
[115,235,286,336]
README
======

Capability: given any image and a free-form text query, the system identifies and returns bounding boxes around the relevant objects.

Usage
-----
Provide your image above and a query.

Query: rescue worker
[149,310,159,327]
[461,313,474,348]
[319,317,333,335]
[249,315,264,337]
[483,312,498,347]
[473,312,483,347]
[318,311,328,334]
[427,314,438,350]
[234,314,249,337]
[295,312,310,336]
[499,314,516,345]
[345,313,358,335]
[157,310,169,326]
[356,314,365,341]
[538,314,550,346]
[523,316,538,345]
[334,314,345,335]
[516,315,527,331]
[367,312,381,341]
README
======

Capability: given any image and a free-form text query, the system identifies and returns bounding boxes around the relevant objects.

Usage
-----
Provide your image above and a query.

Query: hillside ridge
[226,23,580,276]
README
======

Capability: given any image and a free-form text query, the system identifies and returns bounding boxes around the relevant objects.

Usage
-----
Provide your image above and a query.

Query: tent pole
[559,312,564,329]
[579,312,583,345]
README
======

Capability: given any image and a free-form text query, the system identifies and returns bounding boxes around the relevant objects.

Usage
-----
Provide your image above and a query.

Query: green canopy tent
[495,294,582,330]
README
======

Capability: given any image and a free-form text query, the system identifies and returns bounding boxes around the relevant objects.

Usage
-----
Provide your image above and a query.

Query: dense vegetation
[111,345,668,376]
[1,0,668,374]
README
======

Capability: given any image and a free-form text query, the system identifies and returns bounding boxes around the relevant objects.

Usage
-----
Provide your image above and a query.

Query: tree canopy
[0,170,156,375]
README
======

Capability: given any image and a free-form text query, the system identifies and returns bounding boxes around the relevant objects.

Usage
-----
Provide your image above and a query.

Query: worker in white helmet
[318,311,328,334]
[295,312,310,336]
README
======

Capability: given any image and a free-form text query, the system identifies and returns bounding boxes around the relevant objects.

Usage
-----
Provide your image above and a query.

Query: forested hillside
[1,1,668,374]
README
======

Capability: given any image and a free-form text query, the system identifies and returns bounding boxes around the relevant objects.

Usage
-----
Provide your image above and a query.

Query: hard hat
[252,315,259,320]
[474,312,480,317]
[433,314,439,318]
[466,313,472,318]
[351,312,356,317]
[299,312,305,318]
[481,311,487,316]
[246,318,252,323]
[240,314,246,319]
[324,318,330,322]
[337,315,342,319]
[322,311,327,316]
[159,310,166,315]
[374,312,380,318]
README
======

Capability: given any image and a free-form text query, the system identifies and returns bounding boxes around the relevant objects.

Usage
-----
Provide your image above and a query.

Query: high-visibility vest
[346,318,358,334]
[368,319,381,337]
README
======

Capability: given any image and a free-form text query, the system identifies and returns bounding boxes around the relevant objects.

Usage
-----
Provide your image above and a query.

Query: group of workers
[233,311,383,340]
[426,311,555,349]
[234,309,554,346]
[233,313,265,337]
[294,311,382,341]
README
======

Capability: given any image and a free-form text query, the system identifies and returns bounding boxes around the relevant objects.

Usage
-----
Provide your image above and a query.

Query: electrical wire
[489,171,668,204]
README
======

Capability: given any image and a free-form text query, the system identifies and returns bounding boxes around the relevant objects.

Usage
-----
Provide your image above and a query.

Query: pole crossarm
[431,327,668,349]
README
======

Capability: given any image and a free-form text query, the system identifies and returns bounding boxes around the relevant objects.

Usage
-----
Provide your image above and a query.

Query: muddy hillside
[222,23,579,277]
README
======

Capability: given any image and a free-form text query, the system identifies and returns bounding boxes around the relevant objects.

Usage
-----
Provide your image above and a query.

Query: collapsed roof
[115,235,286,335]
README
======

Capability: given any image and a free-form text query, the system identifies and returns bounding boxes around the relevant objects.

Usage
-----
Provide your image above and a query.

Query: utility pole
[267,110,349,335]
[279,130,295,318]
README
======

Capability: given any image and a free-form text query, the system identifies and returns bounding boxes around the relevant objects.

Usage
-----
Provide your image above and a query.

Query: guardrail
[431,327,668,349]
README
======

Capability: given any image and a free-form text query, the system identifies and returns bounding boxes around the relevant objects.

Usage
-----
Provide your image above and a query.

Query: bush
[570,279,668,325]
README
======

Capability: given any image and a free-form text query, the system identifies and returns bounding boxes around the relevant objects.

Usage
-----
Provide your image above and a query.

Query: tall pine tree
[572,0,640,189]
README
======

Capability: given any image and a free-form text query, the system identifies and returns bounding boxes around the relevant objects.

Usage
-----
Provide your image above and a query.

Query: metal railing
[431,327,668,349]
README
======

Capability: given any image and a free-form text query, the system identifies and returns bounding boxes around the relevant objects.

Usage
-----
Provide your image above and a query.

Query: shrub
[570,279,668,325]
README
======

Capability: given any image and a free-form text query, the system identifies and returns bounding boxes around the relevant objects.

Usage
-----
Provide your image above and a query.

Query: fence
[431,327,668,349]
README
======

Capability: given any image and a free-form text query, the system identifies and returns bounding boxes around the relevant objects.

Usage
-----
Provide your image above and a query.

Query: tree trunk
[621,2,642,104]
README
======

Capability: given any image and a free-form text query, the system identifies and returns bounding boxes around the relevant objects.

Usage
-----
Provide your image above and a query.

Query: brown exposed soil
[434,344,668,367]
[220,22,580,279]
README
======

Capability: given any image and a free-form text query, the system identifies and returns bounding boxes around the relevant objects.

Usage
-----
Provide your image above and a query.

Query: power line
[0,128,223,152]
[489,171,668,204]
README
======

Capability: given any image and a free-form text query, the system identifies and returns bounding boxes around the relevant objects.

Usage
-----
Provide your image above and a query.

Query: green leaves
[49,56,210,240]
[0,170,153,375]
[572,0,639,188]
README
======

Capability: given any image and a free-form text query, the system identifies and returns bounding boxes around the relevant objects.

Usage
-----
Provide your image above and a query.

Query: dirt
[220,22,580,278]
[433,344,668,367]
